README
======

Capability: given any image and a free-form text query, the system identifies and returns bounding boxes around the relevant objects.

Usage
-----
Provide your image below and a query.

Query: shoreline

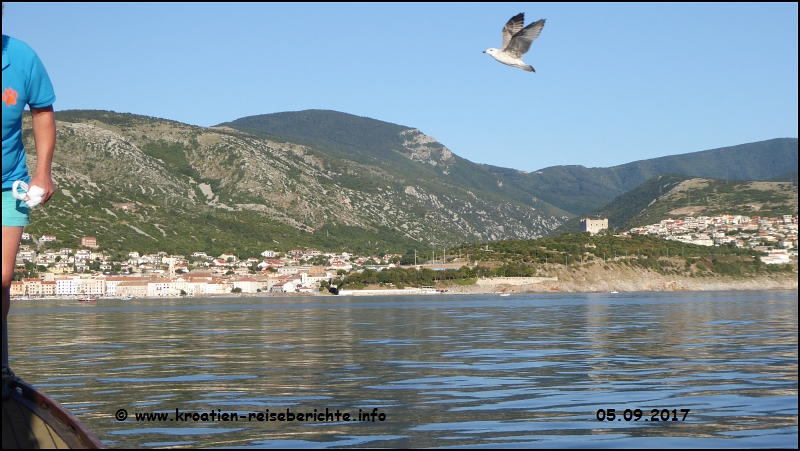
[336,265,798,296]
[444,267,798,295]
[12,270,797,301]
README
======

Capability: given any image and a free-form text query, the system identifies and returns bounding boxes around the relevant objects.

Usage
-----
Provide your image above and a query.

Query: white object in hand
[11,180,45,208]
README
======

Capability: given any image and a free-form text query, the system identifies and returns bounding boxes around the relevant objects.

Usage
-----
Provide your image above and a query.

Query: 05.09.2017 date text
[595,408,690,422]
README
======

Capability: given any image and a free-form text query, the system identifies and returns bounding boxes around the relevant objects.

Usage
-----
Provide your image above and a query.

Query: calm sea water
[7,291,798,448]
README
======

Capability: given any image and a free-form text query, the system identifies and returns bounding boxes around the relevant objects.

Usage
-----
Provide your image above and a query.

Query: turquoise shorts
[2,189,30,227]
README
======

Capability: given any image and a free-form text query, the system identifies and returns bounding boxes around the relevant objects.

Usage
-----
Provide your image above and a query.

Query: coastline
[319,267,797,296]
[12,267,797,301]
[443,265,798,294]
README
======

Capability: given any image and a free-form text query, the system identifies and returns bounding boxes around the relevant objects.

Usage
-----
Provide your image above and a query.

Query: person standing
[2,3,57,400]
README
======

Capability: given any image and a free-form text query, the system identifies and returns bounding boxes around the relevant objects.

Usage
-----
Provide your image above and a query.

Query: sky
[3,2,798,172]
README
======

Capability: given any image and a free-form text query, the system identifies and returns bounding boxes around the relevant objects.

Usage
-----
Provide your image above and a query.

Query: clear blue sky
[3,2,797,172]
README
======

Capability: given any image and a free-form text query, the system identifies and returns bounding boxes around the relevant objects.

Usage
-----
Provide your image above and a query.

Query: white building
[78,278,105,296]
[232,276,261,293]
[169,279,188,296]
[580,218,608,235]
[147,279,171,297]
[277,266,301,276]
[218,253,237,262]
[56,278,80,296]
[761,251,791,264]
[103,277,134,297]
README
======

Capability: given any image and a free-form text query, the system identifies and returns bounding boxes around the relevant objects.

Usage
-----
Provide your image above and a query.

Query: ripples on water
[8,291,798,448]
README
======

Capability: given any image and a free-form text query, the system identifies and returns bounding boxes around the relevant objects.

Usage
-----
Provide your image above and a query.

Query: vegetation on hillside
[462,233,758,264]
[553,174,798,235]
[336,233,794,290]
[621,179,798,229]
[16,110,796,258]
[486,138,798,215]
[222,110,570,219]
[554,174,693,234]
[338,266,477,290]
[24,110,563,257]
[769,171,798,183]
[223,110,798,216]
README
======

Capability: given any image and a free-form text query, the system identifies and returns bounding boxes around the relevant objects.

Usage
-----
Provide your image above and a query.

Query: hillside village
[627,213,797,264]
[11,212,797,299]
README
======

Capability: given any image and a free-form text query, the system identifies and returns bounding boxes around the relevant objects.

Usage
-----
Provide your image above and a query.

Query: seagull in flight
[483,13,545,72]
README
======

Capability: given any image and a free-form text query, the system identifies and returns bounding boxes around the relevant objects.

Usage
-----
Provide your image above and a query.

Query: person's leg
[3,187,28,400]
[3,226,24,364]
[2,226,23,399]
[2,188,29,367]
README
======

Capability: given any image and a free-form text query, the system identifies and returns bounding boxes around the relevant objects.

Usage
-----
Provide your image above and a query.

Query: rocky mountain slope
[20,109,797,256]
[22,110,567,256]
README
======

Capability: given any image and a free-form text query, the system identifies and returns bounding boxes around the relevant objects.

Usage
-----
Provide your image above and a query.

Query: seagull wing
[501,13,525,50]
[506,19,545,58]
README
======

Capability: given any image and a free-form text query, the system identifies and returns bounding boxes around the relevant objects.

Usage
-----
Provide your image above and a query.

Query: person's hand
[27,173,54,205]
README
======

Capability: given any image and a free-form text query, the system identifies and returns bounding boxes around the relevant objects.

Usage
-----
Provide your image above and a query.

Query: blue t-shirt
[2,35,56,189]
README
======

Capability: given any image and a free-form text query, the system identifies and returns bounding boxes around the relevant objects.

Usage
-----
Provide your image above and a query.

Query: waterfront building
[79,277,105,296]
[21,278,42,297]
[232,276,261,293]
[211,278,232,294]
[104,276,135,297]
[169,278,188,296]
[147,278,171,297]
[56,277,80,296]
[116,280,148,298]
[10,281,24,297]
[41,281,56,297]
[270,281,287,293]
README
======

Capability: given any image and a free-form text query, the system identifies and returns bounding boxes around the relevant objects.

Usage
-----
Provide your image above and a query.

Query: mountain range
[20,109,797,256]
[480,137,797,216]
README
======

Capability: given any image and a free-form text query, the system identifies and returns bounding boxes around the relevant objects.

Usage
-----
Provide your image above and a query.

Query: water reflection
[7,291,798,448]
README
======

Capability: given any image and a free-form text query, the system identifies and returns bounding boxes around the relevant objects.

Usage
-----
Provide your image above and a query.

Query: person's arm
[28,105,56,204]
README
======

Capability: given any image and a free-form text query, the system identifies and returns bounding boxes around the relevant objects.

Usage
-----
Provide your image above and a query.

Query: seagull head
[483,48,498,55]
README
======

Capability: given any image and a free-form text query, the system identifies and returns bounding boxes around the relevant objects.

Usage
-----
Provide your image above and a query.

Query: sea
[7,290,798,448]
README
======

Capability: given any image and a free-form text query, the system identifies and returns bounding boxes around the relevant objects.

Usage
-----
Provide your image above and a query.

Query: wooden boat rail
[2,378,105,449]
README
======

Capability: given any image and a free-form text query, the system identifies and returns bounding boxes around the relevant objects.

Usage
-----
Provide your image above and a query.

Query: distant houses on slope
[628,214,797,264]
